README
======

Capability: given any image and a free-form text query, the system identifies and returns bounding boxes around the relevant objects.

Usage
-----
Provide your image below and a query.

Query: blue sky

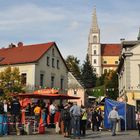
[0,0,140,63]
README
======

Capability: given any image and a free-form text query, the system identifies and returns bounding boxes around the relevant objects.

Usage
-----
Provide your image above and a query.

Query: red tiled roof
[0,42,55,65]
[101,44,121,56]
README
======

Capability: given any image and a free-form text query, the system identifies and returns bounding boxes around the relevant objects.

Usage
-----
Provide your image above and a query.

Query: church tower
[88,8,101,76]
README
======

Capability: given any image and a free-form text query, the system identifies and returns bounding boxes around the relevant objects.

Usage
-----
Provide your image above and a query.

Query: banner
[104,98,125,129]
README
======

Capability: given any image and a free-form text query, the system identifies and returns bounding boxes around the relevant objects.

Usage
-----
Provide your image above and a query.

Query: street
[0,130,139,140]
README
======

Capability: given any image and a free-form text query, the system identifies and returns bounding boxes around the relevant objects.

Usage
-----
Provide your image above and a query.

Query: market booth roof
[13,93,80,100]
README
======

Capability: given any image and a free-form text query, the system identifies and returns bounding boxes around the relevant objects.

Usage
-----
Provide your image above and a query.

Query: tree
[0,66,25,99]
[81,55,96,88]
[65,55,81,79]
[105,70,118,100]
[95,70,119,100]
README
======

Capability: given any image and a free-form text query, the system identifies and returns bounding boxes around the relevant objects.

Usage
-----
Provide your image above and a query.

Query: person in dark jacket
[61,103,71,137]
[11,97,21,123]
[92,109,99,131]
[0,101,4,114]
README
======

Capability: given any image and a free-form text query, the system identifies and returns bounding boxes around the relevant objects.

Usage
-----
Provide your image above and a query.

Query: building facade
[87,8,121,76]
[67,72,87,106]
[0,42,68,92]
[117,35,140,109]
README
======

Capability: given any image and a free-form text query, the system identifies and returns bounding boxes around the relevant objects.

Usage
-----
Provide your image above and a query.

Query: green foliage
[86,86,105,98]
[96,70,118,100]
[105,71,118,100]
[65,55,81,78]
[81,55,97,88]
[92,85,105,97]
[0,66,25,99]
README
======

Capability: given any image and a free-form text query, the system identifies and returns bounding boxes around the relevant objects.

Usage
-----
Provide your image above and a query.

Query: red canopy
[14,93,80,100]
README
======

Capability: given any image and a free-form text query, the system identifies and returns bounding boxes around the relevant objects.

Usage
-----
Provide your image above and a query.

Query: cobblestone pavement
[0,130,140,140]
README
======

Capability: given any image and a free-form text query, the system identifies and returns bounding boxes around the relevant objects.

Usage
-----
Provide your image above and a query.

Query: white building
[117,32,140,109]
[0,42,68,92]
[88,8,121,77]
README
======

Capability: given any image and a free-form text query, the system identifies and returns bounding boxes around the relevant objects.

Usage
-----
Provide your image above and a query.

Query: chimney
[8,43,16,48]
[17,42,23,47]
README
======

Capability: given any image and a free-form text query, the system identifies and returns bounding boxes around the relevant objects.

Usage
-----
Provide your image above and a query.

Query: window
[52,48,55,56]
[21,73,27,85]
[94,59,97,64]
[93,36,97,43]
[94,50,96,55]
[47,56,50,66]
[104,61,107,64]
[115,61,118,64]
[51,76,55,88]
[60,78,64,89]
[40,74,44,87]
[57,60,60,69]
[94,68,96,72]
[52,58,55,68]
[74,90,77,95]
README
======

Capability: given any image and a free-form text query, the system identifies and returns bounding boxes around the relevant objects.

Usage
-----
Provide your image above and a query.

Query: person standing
[54,105,61,134]
[70,102,81,139]
[61,103,71,137]
[92,109,99,131]
[11,97,21,124]
[80,106,87,136]
[34,103,41,127]
[49,102,56,128]
[108,106,120,136]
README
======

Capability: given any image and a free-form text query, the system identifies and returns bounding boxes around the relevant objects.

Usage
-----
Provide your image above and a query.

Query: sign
[34,88,59,94]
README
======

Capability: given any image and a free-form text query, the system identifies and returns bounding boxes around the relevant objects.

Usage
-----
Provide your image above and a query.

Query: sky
[0,0,140,64]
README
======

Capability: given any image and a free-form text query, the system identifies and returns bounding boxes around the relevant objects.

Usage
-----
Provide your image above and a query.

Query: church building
[87,8,121,77]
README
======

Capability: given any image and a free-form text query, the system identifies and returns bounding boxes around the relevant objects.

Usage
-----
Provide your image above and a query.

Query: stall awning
[12,93,80,100]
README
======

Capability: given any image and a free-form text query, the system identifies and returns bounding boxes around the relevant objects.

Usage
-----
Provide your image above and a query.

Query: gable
[68,72,83,89]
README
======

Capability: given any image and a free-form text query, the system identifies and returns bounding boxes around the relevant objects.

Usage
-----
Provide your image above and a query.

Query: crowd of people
[1,97,140,138]
[0,97,104,138]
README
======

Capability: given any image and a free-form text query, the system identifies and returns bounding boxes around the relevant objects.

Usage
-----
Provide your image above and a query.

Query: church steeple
[137,27,140,40]
[91,7,99,32]
[88,7,101,77]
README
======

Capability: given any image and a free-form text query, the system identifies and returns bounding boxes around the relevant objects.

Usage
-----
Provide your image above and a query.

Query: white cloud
[0,0,140,63]
[0,4,65,30]
[69,21,80,30]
